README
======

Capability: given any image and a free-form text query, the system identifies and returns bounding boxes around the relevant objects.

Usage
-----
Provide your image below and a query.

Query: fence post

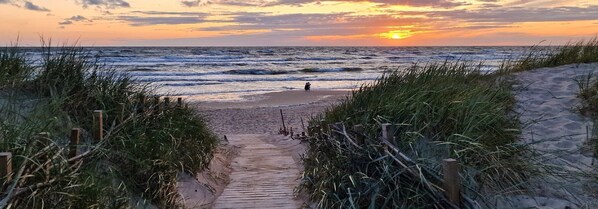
[69,128,80,158]
[153,96,160,112]
[0,152,12,181]
[442,158,461,206]
[118,103,125,123]
[381,123,396,143]
[164,97,170,109]
[353,124,364,144]
[138,94,146,114]
[177,97,183,107]
[93,110,103,142]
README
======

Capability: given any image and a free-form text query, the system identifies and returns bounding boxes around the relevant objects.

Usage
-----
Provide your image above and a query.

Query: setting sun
[380,30,414,41]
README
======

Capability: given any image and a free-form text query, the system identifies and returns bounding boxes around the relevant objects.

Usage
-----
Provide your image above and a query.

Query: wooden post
[69,128,80,158]
[0,152,12,181]
[139,95,146,113]
[442,158,461,206]
[353,124,364,144]
[381,123,396,145]
[93,110,103,142]
[118,103,125,123]
[164,97,170,109]
[177,97,183,107]
[279,109,287,134]
[153,96,160,112]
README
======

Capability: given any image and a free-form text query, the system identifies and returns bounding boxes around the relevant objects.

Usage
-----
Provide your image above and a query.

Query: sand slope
[510,63,598,208]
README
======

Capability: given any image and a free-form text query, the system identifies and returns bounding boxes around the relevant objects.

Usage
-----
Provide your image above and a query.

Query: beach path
[212,134,303,209]
[511,63,597,207]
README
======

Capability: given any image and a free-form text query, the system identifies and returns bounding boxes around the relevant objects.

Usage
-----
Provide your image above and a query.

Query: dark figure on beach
[304,82,311,91]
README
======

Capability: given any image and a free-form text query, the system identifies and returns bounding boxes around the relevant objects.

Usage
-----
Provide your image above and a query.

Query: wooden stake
[138,94,146,114]
[0,152,12,181]
[279,109,287,134]
[353,124,364,144]
[177,97,183,107]
[118,103,125,123]
[153,96,160,112]
[381,123,396,145]
[442,158,461,206]
[164,97,170,109]
[93,110,103,142]
[69,128,80,158]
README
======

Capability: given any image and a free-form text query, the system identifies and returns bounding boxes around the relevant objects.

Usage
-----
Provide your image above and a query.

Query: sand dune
[507,63,598,208]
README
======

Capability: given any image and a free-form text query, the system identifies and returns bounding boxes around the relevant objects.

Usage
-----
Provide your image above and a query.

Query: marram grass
[299,38,598,208]
[0,43,218,208]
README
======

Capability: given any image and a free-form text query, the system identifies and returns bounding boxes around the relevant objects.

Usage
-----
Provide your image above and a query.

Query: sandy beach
[195,90,350,135]
[183,64,598,209]
[178,90,347,208]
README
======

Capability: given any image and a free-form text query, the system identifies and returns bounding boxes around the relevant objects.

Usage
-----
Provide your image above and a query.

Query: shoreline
[193,89,350,110]
[196,90,348,136]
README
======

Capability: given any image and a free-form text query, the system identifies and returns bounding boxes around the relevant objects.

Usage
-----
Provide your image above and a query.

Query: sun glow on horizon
[380,30,414,41]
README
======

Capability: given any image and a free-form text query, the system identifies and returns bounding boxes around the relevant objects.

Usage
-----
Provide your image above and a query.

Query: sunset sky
[0,0,597,46]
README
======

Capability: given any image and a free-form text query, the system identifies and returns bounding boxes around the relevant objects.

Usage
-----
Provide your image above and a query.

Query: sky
[0,0,597,46]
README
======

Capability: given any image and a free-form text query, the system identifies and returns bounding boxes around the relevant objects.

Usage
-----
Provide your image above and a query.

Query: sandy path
[212,134,303,209]
[510,63,598,208]
[191,90,345,208]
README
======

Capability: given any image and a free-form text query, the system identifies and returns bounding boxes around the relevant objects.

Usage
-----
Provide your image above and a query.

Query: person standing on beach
[304,82,311,91]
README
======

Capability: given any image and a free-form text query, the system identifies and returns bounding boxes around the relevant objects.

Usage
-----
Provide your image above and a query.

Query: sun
[391,34,401,39]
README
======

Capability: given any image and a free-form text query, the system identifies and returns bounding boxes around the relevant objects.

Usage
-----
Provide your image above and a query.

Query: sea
[24,46,532,102]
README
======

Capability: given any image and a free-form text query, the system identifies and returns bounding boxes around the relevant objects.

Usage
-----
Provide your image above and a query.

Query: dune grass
[0,44,218,208]
[299,38,598,208]
[298,62,541,208]
[499,38,598,73]
[575,73,598,161]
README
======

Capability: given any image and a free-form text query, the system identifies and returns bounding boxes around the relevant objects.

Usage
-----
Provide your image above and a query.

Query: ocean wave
[300,67,363,73]
[224,69,290,75]
[139,76,377,83]
[163,82,221,87]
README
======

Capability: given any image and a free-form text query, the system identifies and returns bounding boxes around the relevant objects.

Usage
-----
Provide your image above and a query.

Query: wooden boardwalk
[212,134,302,209]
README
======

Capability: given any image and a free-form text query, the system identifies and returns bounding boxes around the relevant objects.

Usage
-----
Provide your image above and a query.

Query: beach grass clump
[0,45,33,87]
[298,62,537,208]
[0,44,218,208]
[575,73,598,158]
[499,37,598,73]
